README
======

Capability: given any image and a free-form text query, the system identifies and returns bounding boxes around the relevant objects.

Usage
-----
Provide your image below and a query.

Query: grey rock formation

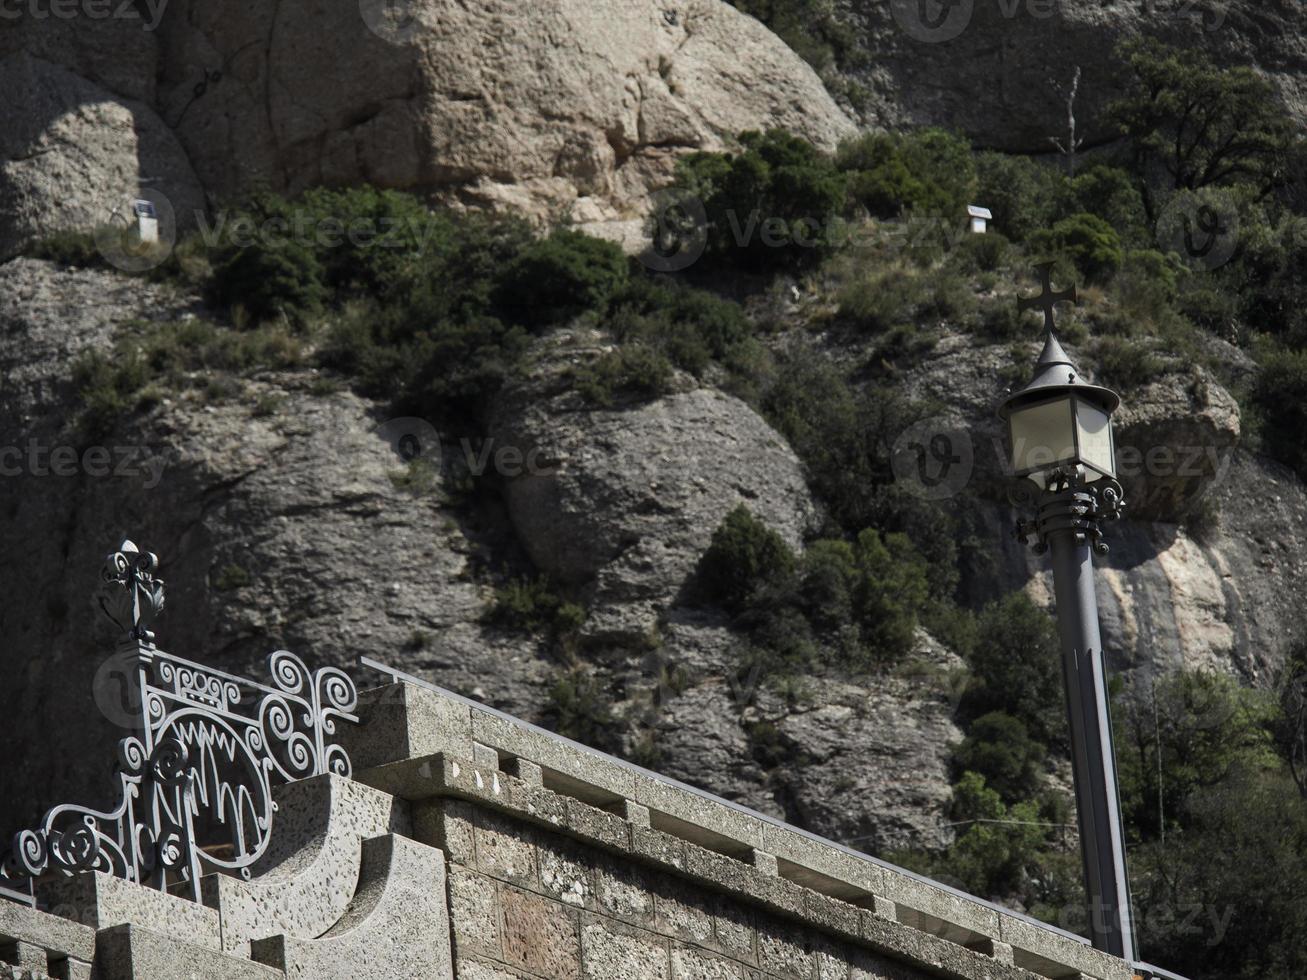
[842,0,1307,150]
[0,54,205,260]
[490,330,818,641]
[152,0,854,227]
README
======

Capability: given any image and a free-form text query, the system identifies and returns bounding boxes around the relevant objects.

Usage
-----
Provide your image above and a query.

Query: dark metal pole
[1041,489,1136,961]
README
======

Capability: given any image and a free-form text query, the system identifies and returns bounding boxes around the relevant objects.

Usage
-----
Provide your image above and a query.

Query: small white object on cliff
[967,205,992,234]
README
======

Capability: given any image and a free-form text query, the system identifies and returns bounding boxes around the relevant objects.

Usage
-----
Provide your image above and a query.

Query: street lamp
[998,263,1136,963]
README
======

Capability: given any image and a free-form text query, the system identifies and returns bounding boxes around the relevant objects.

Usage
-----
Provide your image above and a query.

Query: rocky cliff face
[3,0,1307,874]
[841,0,1307,150]
[4,252,1303,858]
[0,0,855,258]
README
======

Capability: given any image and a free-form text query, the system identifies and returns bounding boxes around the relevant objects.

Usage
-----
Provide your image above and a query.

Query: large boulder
[151,0,856,228]
[0,54,205,260]
[1113,366,1241,522]
[491,331,818,640]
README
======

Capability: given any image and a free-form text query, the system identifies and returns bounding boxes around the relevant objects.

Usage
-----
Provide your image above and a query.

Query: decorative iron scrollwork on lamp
[0,540,359,906]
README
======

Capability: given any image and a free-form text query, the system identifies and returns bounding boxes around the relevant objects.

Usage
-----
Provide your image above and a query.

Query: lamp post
[998,264,1136,962]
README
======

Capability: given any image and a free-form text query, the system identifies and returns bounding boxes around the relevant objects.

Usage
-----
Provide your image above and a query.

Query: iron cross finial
[1018,262,1078,335]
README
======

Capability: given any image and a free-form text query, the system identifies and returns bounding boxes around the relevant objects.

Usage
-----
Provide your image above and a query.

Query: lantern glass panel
[1009,397,1076,477]
[1075,398,1115,480]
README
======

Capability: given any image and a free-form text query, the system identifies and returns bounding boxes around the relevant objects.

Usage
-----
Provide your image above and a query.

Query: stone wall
[0,677,1154,980]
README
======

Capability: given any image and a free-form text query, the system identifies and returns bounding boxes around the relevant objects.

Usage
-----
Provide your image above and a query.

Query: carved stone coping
[343,672,1136,980]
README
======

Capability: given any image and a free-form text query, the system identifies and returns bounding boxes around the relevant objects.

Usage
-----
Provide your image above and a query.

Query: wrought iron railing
[0,540,357,907]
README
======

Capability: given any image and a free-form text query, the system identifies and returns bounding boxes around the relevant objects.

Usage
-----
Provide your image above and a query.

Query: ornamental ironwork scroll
[0,540,358,906]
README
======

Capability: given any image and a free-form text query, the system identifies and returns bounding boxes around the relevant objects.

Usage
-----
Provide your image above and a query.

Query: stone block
[48,956,92,980]
[499,885,581,978]
[474,814,539,889]
[580,916,670,980]
[756,918,816,980]
[538,839,592,908]
[413,798,480,866]
[878,873,999,945]
[471,708,637,802]
[760,824,884,900]
[201,773,408,952]
[473,742,502,769]
[502,758,544,787]
[0,940,44,970]
[564,799,631,851]
[343,682,473,772]
[38,872,220,951]
[671,944,745,980]
[632,827,686,870]
[653,880,714,947]
[94,924,280,980]
[622,802,651,828]
[998,914,1134,980]
[594,859,654,926]
[709,899,757,966]
[751,850,779,877]
[448,868,501,960]
[0,901,95,964]
[456,959,529,980]
[634,774,763,853]
[251,834,453,979]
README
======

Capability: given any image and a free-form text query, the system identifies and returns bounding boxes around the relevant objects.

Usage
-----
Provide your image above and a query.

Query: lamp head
[998,331,1121,489]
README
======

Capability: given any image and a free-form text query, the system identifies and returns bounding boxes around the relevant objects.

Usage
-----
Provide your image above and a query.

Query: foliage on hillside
[33,36,1307,980]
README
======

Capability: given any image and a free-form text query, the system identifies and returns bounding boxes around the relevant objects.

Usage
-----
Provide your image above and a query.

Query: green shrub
[675,129,847,272]
[71,348,152,440]
[544,668,617,750]
[725,0,863,75]
[974,297,1040,341]
[953,711,1047,802]
[950,231,1010,273]
[1251,347,1307,481]
[1092,335,1166,391]
[1069,165,1149,246]
[838,262,975,337]
[494,229,629,326]
[697,506,796,612]
[961,593,1063,746]
[213,563,252,591]
[209,237,328,324]
[484,576,586,636]
[1029,213,1124,284]
[71,318,304,437]
[849,529,930,663]
[606,276,759,382]
[27,230,104,267]
[573,344,674,406]
[974,152,1072,243]
[839,129,977,221]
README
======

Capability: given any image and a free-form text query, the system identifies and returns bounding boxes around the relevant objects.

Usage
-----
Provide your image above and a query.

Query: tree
[961,593,1064,746]
[1108,38,1297,215]
[1275,644,1307,799]
[1047,66,1086,177]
